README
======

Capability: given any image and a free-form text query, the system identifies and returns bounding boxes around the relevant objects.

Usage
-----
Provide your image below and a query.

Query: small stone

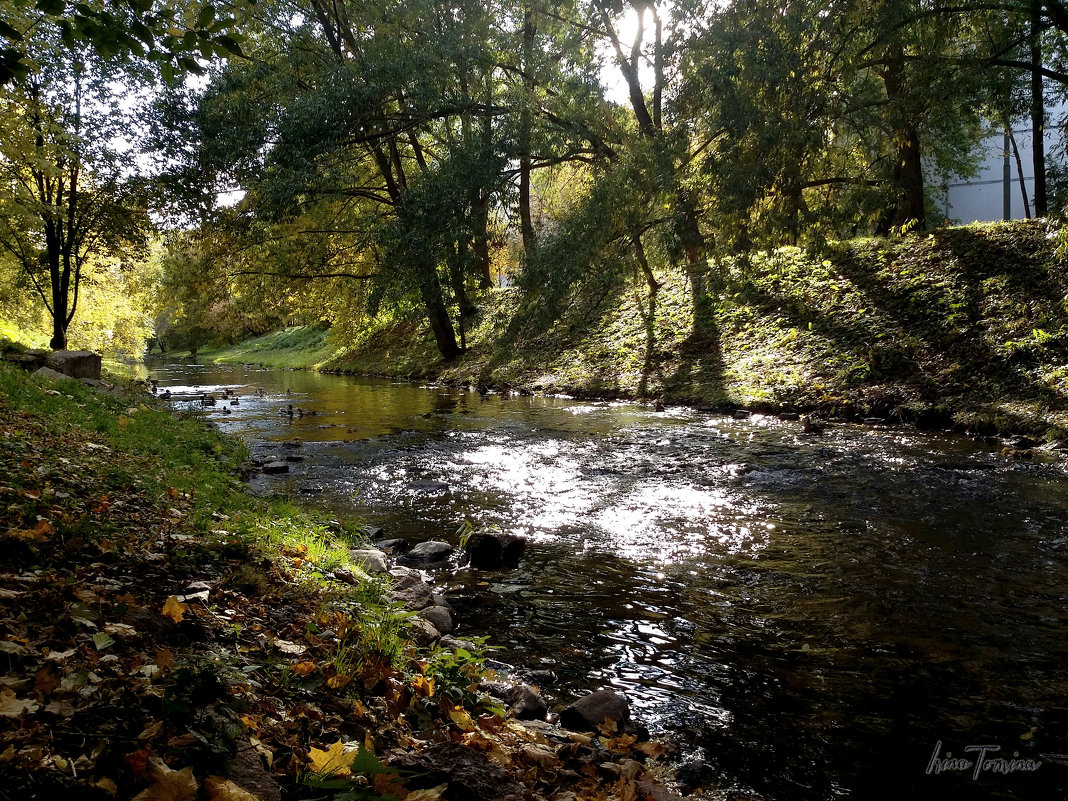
[439,635,479,653]
[297,485,324,495]
[407,540,454,562]
[334,566,362,586]
[507,684,548,720]
[418,605,453,634]
[374,537,406,553]
[560,689,629,733]
[33,366,70,381]
[732,409,751,420]
[408,616,440,646]
[262,461,289,474]
[349,548,388,574]
[863,417,886,426]
[778,412,800,421]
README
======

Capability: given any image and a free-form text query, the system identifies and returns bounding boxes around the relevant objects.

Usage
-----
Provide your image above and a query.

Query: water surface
[149,361,1068,800]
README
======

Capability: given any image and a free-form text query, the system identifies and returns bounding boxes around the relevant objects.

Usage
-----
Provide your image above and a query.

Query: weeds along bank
[200,221,1068,439]
[0,362,688,801]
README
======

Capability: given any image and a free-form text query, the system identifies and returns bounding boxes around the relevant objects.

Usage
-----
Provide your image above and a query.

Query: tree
[0,0,248,86]
[0,35,151,349]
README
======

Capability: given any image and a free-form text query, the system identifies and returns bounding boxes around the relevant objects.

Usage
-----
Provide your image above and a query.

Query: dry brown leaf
[131,758,198,801]
[404,784,448,801]
[326,674,351,689]
[94,776,118,797]
[0,688,38,718]
[204,775,260,801]
[161,596,187,623]
[34,664,61,694]
[291,662,317,676]
[635,742,667,760]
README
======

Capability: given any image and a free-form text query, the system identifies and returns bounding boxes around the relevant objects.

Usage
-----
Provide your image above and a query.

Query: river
[147,361,1068,800]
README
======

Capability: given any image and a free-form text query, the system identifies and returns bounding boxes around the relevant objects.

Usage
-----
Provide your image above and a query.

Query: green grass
[186,324,339,369]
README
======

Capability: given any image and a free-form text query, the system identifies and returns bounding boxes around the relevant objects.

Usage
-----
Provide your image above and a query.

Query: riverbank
[0,362,689,800]
[194,220,1068,440]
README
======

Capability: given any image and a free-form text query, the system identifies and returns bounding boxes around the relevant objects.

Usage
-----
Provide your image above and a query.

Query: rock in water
[261,461,289,474]
[465,531,526,569]
[418,605,454,634]
[560,689,629,733]
[407,540,454,562]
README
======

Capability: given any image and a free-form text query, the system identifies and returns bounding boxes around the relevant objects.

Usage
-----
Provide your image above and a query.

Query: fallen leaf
[274,639,304,656]
[204,776,259,801]
[307,740,356,776]
[92,632,115,651]
[161,596,187,623]
[0,689,39,718]
[404,784,448,801]
[34,665,61,693]
[0,641,26,656]
[45,648,77,661]
[94,776,118,796]
[410,675,435,698]
[326,674,351,689]
[0,745,14,763]
[155,648,175,669]
[131,757,198,801]
[291,662,317,676]
[635,741,667,760]
[446,704,476,732]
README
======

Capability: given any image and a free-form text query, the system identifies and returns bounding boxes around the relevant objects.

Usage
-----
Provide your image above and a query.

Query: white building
[938,106,1066,223]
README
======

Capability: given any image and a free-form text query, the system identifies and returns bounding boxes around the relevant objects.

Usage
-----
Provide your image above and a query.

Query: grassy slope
[207,221,1068,437]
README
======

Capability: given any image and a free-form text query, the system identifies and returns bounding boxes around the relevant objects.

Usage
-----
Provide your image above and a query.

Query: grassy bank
[202,220,1068,438]
[0,362,683,801]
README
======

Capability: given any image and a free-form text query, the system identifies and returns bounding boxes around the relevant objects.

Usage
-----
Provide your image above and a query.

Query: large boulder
[465,530,526,569]
[46,350,101,379]
[559,689,629,733]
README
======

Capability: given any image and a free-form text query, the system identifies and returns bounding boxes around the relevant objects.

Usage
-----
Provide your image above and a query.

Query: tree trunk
[879,54,926,233]
[519,8,536,251]
[418,259,460,362]
[1031,0,1048,216]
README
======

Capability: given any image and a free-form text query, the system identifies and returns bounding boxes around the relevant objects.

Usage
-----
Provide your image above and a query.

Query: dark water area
[147,361,1068,800]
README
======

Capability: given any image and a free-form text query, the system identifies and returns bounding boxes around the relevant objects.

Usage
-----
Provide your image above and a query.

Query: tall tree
[0,32,150,349]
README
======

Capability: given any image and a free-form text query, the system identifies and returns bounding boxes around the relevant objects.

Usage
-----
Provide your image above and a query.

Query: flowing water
[148,361,1068,800]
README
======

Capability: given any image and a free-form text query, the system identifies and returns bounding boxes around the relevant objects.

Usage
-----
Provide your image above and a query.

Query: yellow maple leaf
[326,674,351,689]
[161,596,187,623]
[308,740,356,776]
[410,675,435,698]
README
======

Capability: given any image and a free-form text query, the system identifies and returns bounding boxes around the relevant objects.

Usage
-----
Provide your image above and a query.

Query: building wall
[938,107,1066,223]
